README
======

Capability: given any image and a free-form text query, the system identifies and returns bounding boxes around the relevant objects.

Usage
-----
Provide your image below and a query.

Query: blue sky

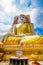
[0,0,43,35]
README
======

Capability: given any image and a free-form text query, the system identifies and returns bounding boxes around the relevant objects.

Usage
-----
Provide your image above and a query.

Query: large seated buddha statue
[2,14,35,42]
[10,14,35,35]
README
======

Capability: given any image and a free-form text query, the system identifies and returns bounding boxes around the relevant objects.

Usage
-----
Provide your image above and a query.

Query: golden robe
[16,23,32,35]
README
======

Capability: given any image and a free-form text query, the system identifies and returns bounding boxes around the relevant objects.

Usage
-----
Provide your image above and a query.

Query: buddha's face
[18,15,26,23]
[13,14,30,25]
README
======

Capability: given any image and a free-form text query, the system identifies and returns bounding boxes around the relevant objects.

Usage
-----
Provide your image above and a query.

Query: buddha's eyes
[20,16,24,19]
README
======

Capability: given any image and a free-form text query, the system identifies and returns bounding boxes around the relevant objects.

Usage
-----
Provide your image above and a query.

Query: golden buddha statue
[10,14,35,36]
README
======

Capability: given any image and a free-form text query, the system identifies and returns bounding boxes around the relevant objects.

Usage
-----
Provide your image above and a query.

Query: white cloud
[0,0,20,23]
[0,11,6,22]
[0,0,16,14]
[29,8,43,29]
[20,0,30,5]
[30,8,39,23]
[12,5,32,16]
[12,5,20,15]
[20,0,27,4]
[0,23,11,32]
[30,0,43,29]
[0,0,15,24]
[12,6,25,16]
[0,10,12,24]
